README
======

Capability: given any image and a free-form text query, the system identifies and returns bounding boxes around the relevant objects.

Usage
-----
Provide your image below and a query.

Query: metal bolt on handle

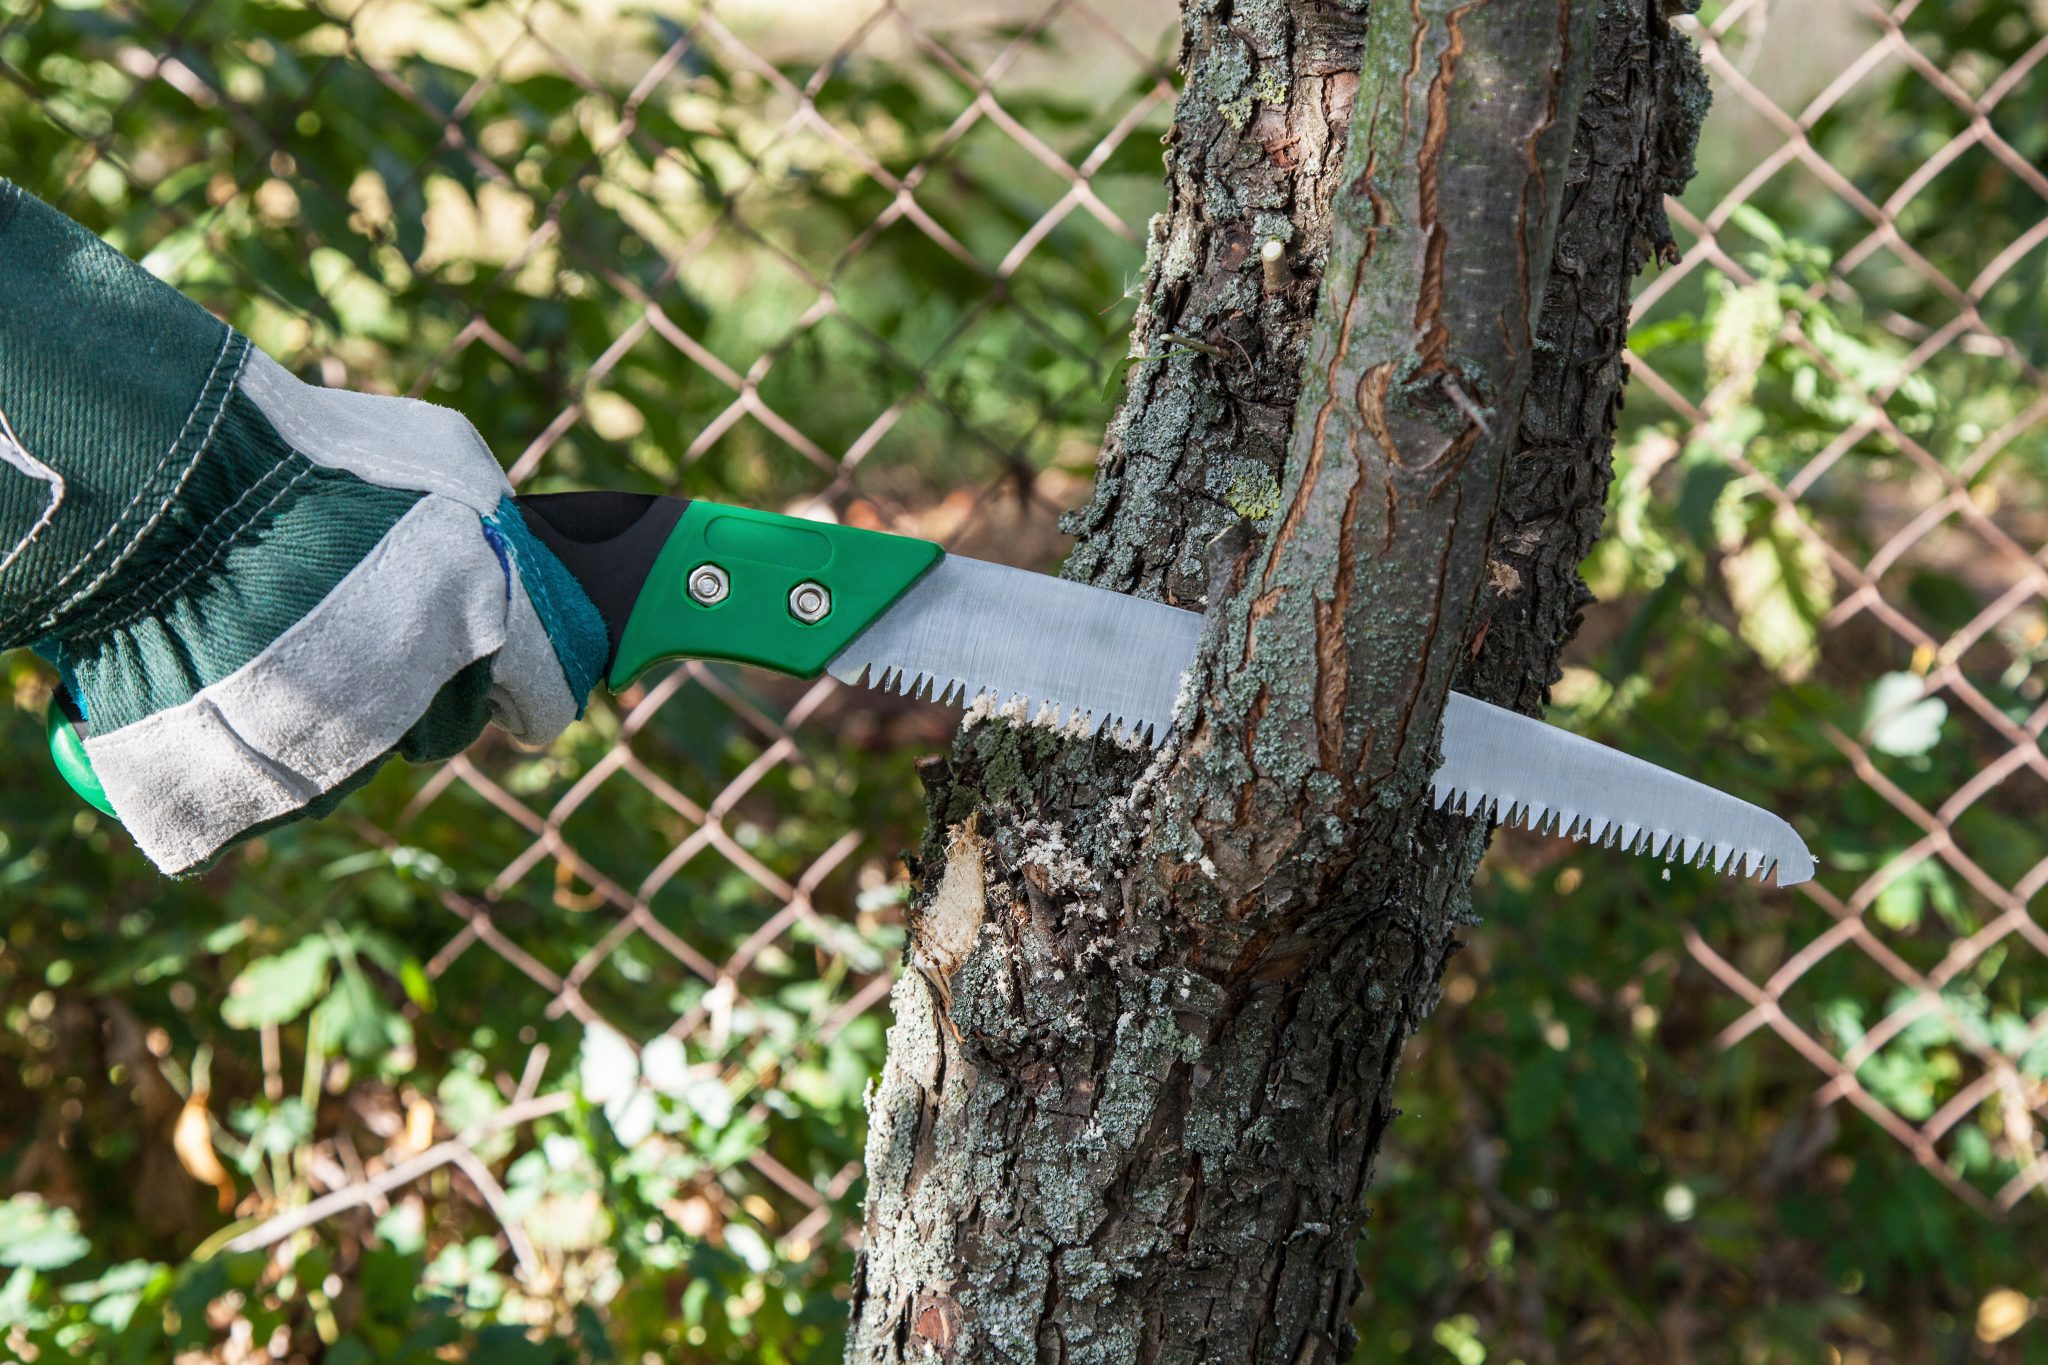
[789,581,831,623]
[688,563,730,605]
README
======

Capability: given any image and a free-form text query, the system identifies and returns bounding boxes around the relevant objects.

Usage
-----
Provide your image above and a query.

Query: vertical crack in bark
[1220,0,1592,827]
[1313,456,1367,783]
[848,3,1707,1361]
[1409,1,1479,373]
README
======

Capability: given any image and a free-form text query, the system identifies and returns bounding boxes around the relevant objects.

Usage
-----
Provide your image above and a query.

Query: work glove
[0,181,607,874]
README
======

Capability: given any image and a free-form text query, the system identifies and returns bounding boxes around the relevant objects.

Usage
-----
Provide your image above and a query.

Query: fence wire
[0,0,2042,1291]
[1630,1,2048,1213]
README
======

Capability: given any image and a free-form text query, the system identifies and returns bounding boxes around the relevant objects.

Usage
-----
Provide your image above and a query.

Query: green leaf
[1874,860,1964,935]
[1432,1314,1487,1365]
[312,944,406,1061]
[0,1266,36,1330]
[1101,351,1150,399]
[60,1259,164,1331]
[1863,672,1948,758]
[1874,863,1930,932]
[222,937,332,1029]
[233,1098,316,1163]
[0,1196,88,1271]
[1704,278,1781,405]
[398,957,434,1010]
[1722,511,1834,681]
[1626,313,1701,356]
[1675,461,1738,548]
[1730,203,1789,252]
[375,1201,427,1258]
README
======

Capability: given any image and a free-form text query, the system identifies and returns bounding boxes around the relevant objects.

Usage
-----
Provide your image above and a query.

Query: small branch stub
[1438,374,1492,437]
[1260,237,1288,295]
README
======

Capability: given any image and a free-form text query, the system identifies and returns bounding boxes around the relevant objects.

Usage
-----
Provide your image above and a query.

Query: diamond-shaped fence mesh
[0,0,1188,1293]
[1618,1,2048,1213]
[0,0,2041,1309]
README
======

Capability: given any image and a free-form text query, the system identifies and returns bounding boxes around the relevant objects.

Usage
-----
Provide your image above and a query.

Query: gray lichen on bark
[847,3,1709,1361]
[1063,0,1374,604]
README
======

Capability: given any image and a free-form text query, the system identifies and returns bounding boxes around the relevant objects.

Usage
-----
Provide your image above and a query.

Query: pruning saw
[47,493,1815,886]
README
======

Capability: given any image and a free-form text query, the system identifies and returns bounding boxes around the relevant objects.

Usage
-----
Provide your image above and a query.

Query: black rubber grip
[515,492,690,673]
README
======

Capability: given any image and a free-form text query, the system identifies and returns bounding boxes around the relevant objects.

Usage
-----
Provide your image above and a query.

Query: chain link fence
[0,0,1189,1309]
[1627,0,2048,1213]
[0,0,2042,1326]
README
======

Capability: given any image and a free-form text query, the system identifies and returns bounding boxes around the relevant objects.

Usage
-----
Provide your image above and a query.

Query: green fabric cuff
[0,181,247,647]
[0,182,426,731]
[43,393,422,733]
[1,181,601,872]
[481,494,608,711]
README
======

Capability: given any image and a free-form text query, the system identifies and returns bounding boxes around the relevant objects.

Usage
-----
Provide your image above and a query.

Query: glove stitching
[505,537,560,630]
[59,340,254,619]
[238,355,513,510]
[325,447,499,498]
[79,453,302,628]
[0,330,235,630]
[91,463,312,636]
[0,332,245,638]
[0,399,65,574]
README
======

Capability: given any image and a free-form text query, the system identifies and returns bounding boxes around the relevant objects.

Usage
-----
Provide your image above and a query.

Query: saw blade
[827,555,1813,886]
[1433,693,1814,887]
[826,556,1203,744]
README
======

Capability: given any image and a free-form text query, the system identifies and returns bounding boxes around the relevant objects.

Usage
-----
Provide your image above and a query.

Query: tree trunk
[847,2,1708,1361]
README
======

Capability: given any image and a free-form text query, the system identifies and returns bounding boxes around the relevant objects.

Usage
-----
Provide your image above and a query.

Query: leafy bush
[2,0,2045,1361]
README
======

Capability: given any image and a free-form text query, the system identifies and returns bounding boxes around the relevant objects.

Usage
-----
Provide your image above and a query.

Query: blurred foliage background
[0,0,2044,1361]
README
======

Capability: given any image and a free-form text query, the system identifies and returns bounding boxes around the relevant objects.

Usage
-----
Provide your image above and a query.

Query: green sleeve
[0,181,259,649]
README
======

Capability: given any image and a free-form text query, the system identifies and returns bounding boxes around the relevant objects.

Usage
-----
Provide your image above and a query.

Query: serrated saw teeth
[838,653,1166,746]
[1422,781,1797,883]
[824,561,1812,887]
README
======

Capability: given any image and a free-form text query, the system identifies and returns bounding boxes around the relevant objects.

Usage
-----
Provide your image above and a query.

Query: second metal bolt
[789,581,831,623]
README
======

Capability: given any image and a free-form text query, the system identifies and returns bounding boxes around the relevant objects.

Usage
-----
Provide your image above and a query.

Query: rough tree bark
[847,1,1708,1361]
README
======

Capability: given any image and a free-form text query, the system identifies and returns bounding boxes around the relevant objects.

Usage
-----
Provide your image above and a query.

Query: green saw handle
[44,495,942,823]
[595,499,941,690]
[48,687,115,818]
